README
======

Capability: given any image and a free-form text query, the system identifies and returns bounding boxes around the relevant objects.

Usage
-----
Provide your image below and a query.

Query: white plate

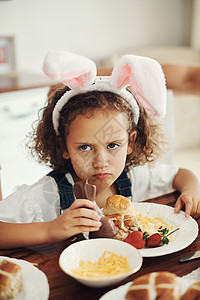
[100,270,200,300]
[100,282,132,300]
[134,203,198,257]
[0,256,49,300]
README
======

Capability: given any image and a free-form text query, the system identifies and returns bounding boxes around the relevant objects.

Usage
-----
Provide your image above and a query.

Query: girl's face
[63,109,135,192]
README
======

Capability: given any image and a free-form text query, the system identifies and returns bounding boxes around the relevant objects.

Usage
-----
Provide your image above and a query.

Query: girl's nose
[92,151,108,169]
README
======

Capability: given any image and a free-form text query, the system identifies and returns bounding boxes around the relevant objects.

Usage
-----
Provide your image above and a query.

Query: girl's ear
[62,150,70,160]
[127,130,137,155]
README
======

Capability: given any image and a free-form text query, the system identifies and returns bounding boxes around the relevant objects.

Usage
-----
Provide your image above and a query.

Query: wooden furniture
[0,72,53,93]
[0,191,199,299]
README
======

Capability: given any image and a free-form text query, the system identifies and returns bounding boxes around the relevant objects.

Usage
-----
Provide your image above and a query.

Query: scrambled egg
[137,211,176,241]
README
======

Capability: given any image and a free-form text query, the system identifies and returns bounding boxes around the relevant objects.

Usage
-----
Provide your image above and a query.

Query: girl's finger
[174,197,183,214]
[189,198,198,218]
[66,206,100,222]
[73,217,102,228]
[193,201,200,219]
[174,194,193,218]
[181,195,193,218]
[70,199,96,210]
[75,207,101,220]
[70,225,101,237]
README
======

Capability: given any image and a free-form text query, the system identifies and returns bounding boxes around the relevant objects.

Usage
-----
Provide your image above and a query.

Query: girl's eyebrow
[73,141,93,145]
[107,139,125,143]
[74,138,126,145]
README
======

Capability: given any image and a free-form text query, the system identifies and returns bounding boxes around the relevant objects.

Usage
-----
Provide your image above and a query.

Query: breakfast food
[71,250,131,278]
[0,259,23,300]
[181,281,200,299]
[145,228,179,248]
[74,180,117,238]
[103,195,142,240]
[145,232,162,247]
[137,213,173,235]
[126,272,180,300]
[124,227,179,249]
[124,231,146,249]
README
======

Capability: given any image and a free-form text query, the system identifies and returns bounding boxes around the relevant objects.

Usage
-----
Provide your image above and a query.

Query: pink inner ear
[116,64,131,88]
[116,62,159,116]
[129,74,159,116]
[62,72,91,89]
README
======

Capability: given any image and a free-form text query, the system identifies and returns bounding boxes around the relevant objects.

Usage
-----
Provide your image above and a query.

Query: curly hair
[27,83,165,173]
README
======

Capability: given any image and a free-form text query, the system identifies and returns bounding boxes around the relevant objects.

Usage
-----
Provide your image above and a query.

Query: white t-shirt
[0,163,179,223]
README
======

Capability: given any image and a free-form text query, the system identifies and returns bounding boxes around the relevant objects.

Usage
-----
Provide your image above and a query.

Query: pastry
[103,195,142,240]
[126,271,180,300]
[0,258,23,300]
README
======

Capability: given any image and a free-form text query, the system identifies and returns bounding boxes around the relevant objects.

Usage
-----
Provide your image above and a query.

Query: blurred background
[0,0,199,198]
[0,0,199,72]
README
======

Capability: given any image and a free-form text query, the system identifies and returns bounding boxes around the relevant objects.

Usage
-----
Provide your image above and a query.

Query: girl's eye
[107,143,119,150]
[79,145,92,151]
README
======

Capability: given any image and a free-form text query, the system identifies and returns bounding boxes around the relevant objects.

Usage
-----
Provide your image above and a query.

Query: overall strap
[46,170,75,211]
[115,170,132,197]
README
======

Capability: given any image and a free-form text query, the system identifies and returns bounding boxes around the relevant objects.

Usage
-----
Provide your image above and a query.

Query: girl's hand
[47,199,102,243]
[174,191,200,219]
[173,168,200,219]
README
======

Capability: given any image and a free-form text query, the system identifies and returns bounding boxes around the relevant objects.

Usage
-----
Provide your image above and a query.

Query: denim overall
[47,170,132,212]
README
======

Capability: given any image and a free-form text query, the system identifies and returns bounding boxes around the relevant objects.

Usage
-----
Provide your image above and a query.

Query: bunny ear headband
[43,50,166,136]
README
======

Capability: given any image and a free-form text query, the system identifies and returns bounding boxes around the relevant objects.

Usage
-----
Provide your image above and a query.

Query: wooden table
[0,191,199,300]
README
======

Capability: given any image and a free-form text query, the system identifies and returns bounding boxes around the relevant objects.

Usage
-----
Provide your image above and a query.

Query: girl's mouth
[93,173,110,180]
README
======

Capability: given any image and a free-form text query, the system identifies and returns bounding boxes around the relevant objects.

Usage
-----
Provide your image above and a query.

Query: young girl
[0,51,199,249]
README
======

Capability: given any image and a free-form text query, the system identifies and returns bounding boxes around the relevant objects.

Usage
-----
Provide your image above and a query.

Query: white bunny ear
[110,55,166,117]
[43,50,97,90]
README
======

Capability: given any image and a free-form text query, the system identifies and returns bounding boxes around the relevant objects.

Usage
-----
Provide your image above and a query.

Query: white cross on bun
[0,259,23,300]
[126,271,180,300]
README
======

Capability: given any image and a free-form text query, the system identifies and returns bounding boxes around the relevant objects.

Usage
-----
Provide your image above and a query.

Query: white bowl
[59,238,143,288]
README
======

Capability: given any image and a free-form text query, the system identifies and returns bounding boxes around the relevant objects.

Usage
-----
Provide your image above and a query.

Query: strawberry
[124,231,146,249]
[145,233,162,248]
